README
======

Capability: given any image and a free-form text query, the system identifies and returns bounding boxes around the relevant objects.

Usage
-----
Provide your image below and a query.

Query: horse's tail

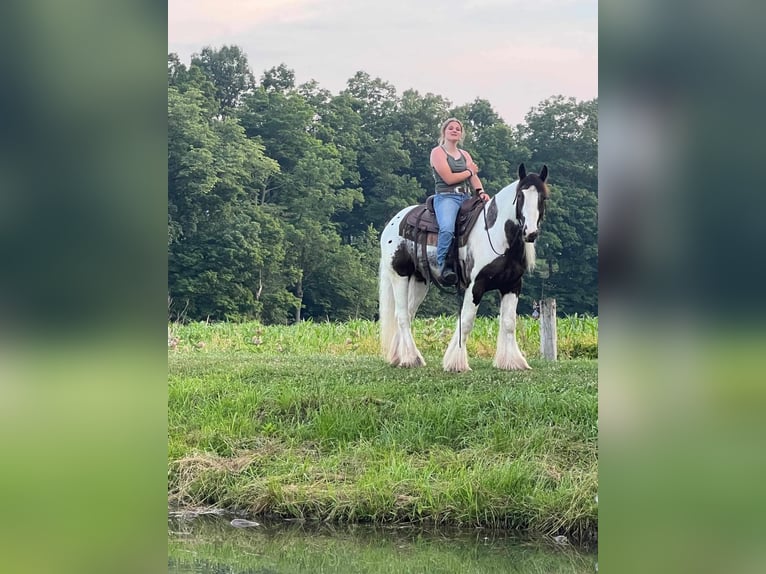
[378,255,396,357]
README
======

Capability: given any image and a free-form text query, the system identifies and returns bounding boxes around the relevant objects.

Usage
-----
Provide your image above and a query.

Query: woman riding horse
[379,163,550,372]
[429,118,490,285]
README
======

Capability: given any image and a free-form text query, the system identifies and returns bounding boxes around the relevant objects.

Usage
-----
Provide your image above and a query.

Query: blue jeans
[433,192,470,268]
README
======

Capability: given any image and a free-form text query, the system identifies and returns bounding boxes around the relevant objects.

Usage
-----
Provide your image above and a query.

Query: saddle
[399,195,486,285]
[400,194,485,247]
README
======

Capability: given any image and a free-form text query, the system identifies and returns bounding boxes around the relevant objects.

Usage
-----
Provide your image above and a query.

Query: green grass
[168,318,598,545]
[168,315,598,359]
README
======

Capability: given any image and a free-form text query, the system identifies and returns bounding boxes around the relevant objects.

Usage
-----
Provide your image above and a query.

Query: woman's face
[443,121,463,142]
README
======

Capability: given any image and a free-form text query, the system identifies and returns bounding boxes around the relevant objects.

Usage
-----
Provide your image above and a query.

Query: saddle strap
[414,210,431,283]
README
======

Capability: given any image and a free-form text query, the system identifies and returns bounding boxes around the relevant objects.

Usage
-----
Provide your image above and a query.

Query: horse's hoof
[398,357,426,368]
[443,364,471,373]
[494,359,532,370]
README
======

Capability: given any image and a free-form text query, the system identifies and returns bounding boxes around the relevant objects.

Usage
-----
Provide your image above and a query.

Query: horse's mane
[519,173,550,199]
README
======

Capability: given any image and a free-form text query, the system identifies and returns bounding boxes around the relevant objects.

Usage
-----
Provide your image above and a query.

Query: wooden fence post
[539,298,557,361]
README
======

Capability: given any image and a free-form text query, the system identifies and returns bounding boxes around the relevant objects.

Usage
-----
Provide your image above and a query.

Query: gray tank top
[432,147,470,193]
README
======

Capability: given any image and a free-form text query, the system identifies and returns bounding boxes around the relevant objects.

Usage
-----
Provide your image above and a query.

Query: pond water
[169,512,597,574]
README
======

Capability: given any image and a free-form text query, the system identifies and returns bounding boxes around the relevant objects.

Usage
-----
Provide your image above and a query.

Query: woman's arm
[430,147,473,185]
[461,151,490,201]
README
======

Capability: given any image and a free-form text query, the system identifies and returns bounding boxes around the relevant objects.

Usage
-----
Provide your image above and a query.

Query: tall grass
[168,315,598,359]
[168,317,598,545]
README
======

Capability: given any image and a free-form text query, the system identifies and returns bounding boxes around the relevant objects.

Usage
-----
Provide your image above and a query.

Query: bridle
[483,186,528,256]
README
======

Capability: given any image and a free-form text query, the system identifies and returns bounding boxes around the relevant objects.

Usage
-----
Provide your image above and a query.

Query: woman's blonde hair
[438,117,466,146]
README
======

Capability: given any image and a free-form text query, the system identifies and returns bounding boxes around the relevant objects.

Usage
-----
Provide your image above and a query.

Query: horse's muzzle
[525,231,538,243]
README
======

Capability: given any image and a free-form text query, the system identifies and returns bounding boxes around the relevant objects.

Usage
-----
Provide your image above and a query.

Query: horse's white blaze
[521,187,542,240]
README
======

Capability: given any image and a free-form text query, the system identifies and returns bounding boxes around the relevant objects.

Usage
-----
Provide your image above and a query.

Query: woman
[430,117,490,285]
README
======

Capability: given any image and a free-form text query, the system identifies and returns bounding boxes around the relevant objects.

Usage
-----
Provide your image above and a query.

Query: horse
[378,163,549,372]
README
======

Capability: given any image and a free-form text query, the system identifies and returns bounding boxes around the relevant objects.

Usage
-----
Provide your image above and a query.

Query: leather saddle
[399,195,486,286]
[399,194,485,247]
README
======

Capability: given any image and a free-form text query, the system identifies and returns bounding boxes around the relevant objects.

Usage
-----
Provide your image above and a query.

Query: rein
[482,194,524,256]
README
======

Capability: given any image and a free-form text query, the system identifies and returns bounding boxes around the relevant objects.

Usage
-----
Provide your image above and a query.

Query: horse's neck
[496,180,521,224]
[493,179,536,270]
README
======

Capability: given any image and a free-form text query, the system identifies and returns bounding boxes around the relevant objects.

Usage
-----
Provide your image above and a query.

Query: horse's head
[514,163,549,242]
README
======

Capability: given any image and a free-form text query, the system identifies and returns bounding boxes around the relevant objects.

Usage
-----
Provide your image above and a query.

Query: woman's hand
[467,160,479,174]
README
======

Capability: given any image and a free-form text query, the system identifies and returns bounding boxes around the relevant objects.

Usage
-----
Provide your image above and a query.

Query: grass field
[168,316,598,545]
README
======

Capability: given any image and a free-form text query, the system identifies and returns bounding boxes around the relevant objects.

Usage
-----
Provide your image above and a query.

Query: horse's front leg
[443,287,479,372]
[494,292,531,370]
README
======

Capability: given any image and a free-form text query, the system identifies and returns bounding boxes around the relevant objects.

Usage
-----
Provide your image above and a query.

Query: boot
[439,263,457,286]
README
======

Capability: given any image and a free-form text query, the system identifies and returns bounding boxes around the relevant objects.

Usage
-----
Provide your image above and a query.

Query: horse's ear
[518,163,526,180]
[540,165,548,182]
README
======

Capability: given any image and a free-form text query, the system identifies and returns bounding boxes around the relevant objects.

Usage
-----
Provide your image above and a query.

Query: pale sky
[168,0,597,126]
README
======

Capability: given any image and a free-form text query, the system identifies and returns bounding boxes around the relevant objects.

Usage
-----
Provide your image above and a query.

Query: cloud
[168,0,597,124]
[475,31,597,93]
[168,0,319,44]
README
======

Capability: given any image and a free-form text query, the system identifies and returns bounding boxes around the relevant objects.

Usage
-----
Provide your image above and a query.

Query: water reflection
[169,513,596,573]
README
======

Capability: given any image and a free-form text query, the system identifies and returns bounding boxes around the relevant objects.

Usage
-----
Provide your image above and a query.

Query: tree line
[168,45,597,324]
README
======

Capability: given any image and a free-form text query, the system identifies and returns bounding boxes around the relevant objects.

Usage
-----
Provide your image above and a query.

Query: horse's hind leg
[443,289,479,372]
[388,274,426,367]
[407,276,428,321]
[493,292,531,370]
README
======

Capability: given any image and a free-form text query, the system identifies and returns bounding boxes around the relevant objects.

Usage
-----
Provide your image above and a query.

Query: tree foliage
[518,96,598,314]
[191,45,255,117]
[168,47,598,323]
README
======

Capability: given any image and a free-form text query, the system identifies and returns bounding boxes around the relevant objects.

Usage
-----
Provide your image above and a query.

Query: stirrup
[439,265,457,286]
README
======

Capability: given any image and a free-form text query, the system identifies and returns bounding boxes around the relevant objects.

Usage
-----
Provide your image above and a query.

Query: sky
[168,0,597,126]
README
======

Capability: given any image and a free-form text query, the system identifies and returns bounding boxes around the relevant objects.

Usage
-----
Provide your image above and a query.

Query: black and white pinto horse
[379,164,549,372]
